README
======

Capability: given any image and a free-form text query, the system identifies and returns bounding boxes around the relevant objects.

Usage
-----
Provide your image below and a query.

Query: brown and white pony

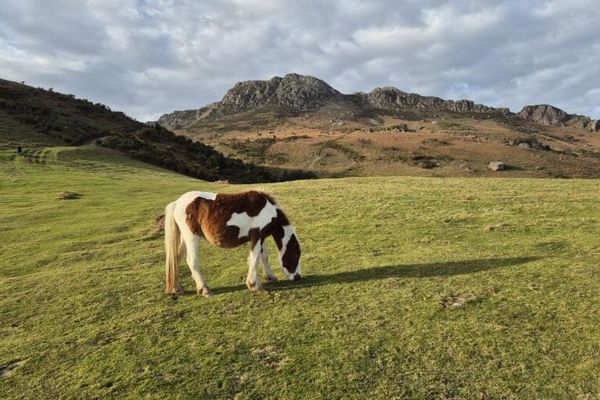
[164,190,302,297]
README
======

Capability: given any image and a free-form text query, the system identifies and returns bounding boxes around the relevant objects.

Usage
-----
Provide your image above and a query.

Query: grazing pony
[164,190,302,297]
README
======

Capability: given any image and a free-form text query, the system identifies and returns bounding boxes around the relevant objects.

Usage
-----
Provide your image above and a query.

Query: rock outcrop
[158,109,202,130]
[517,104,599,132]
[517,105,570,126]
[362,87,510,114]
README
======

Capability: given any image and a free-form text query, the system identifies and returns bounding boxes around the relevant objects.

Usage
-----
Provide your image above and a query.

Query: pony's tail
[164,201,181,294]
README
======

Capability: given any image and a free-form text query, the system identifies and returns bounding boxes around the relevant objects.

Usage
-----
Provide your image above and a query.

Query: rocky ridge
[358,86,510,114]
[158,73,599,132]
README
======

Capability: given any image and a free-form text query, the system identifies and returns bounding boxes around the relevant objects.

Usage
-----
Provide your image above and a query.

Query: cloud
[0,0,598,120]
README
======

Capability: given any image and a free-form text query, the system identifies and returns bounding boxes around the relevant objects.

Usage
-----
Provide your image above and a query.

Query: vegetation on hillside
[0,79,139,146]
[101,126,315,183]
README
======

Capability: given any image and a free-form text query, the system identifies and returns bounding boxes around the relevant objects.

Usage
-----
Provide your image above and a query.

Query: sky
[1,0,599,121]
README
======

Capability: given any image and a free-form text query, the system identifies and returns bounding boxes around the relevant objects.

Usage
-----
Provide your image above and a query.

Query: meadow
[1,146,599,399]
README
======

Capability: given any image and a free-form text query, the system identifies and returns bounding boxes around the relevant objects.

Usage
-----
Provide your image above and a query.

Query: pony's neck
[273,207,293,252]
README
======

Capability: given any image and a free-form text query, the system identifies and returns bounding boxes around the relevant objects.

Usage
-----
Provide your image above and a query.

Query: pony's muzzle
[293,273,301,281]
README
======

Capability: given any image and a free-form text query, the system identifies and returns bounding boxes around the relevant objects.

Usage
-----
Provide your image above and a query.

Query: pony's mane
[244,188,277,206]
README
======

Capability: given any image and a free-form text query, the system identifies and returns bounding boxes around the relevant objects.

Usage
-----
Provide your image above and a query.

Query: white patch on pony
[173,191,216,236]
[189,191,217,201]
[226,200,278,239]
[281,225,296,251]
[174,191,216,218]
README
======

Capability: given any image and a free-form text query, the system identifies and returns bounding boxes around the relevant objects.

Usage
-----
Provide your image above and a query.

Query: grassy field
[1,146,599,399]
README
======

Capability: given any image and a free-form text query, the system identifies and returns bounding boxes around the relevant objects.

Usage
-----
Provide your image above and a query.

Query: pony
[164,190,302,297]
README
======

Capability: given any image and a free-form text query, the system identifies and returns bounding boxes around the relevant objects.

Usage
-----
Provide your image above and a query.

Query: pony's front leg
[260,245,278,283]
[246,238,264,291]
[181,231,212,297]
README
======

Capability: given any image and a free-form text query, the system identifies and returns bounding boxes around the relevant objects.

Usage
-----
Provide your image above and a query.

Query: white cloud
[0,0,598,121]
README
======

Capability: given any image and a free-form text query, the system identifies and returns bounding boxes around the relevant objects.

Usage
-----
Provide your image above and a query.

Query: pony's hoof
[165,286,184,295]
[198,287,213,298]
[265,275,278,283]
[247,282,264,292]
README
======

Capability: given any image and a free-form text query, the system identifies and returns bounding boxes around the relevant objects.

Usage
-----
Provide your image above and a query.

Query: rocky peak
[219,76,282,114]
[274,73,342,110]
[210,73,342,117]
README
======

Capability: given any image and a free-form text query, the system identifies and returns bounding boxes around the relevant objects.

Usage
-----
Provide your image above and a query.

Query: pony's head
[279,226,302,281]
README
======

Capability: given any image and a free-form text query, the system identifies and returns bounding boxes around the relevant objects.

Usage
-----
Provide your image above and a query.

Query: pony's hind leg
[246,238,264,291]
[181,229,212,297]
[260,245,277,283]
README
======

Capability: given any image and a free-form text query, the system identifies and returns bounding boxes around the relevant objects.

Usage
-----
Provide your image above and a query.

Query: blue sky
[1,0,598,121]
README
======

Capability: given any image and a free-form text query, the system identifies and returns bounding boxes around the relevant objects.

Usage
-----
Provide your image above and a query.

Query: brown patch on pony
[276,208,290,225]
[185,197,203,236]
[282,234,300,273]
[185,191,278,248]
[216,191,271,217]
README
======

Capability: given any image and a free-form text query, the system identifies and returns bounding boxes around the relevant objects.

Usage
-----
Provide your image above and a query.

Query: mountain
[159,73,600,179]
[159,73,518,129]
[160,73,599,132]
[0,78,314,183]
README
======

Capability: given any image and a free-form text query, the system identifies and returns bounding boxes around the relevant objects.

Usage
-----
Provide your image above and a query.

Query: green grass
[1,146,599,399]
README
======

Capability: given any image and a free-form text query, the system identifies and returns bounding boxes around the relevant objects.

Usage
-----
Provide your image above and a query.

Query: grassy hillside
[0,79,314,183]
[1,147,599,399]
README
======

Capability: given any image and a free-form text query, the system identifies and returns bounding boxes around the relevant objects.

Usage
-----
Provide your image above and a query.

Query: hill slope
[0,78,314,183]
[1,147,599,398]
[160,74,600,179]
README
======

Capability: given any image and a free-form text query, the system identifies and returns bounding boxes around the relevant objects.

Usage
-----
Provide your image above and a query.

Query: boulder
[488,161,505,171]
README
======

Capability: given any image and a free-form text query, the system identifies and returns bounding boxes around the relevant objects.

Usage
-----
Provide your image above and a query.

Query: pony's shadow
[212,256,541,295]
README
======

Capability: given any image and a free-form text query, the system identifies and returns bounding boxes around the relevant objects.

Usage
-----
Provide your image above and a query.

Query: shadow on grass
[212,256,541,295]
